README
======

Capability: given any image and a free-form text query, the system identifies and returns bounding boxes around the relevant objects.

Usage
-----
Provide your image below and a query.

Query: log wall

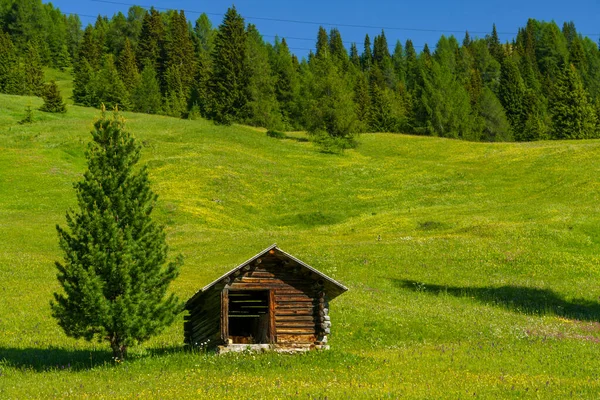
[185,253,330,348]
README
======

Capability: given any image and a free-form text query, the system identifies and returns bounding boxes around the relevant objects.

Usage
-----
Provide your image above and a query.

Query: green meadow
[2,91,600,398]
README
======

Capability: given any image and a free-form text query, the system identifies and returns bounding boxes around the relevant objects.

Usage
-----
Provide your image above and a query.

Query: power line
[87,0,518,36]
[83,0,600,38]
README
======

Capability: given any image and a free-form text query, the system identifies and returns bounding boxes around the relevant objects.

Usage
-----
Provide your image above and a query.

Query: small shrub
[19,105,34,124]
[266,130,286,139]
[311,130,357,154]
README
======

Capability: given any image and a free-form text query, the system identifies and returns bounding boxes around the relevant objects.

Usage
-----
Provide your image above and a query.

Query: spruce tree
[361,34,372,71]
[92,54,130,110]
[549,63,597,139]
[23,41,45,96]
[242,24,281,128]
[208,6,249,124]
[132,63,162,114]
[118,38,139,93]
[136,8,166,73]
[316,26,329,59]
[488,23,503,62]
[498,57,527,139]
[164,10,195,95]
[40,80,66,113]
[0,29,22,95]
[72,58,96,106]
[52,109,183,360]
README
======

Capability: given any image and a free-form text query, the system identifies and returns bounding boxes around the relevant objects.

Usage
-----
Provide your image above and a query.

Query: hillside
[1,93,600,398]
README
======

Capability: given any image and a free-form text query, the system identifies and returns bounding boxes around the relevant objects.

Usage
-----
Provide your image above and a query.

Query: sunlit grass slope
[2,92,600,398]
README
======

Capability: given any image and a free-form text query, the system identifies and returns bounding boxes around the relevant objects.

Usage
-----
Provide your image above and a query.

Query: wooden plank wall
[184,284,222,346]
[185,253,328,348]
[228,254,320,344]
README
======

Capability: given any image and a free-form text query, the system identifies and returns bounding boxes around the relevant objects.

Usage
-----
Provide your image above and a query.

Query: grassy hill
[2,92,600,398]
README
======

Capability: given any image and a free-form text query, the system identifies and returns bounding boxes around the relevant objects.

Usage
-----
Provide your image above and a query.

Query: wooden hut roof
[186,244,348,306]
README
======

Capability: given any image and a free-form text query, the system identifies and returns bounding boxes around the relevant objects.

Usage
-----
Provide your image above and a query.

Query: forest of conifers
[2,0,600,143]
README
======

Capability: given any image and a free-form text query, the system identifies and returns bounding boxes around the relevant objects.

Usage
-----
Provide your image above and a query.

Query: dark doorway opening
[228,290,270,344]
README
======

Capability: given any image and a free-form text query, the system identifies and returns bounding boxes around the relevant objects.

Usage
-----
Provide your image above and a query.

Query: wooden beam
[220,289,229,343]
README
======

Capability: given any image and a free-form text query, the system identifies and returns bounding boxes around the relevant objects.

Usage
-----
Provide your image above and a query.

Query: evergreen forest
[2,0,600,142]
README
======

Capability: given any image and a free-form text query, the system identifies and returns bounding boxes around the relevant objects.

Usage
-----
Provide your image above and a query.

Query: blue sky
[47,0,600,58]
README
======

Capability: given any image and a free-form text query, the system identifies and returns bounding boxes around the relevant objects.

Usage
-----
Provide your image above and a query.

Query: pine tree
[208,6,250,124]
[349,43,360,67]
[136,8,165,72]
[51,109,183,360]
[40,80,67,113]
[79,25,100,70]
[132,63,162,114]
[421,60,476,139]
[329,28,347,67]
[164,10,195,94]
[23,41,45,96]
[242,24,281,128]
[118,38,139,93]
[373,30,390,65]
[549,63,597,139]
[316,26,329,59]
[73,58,96,106]
[361,34,372,70]
[92,54,130,110]
[270,37,298,128]
[0,29,23,95]
[56,44,71,71]
[498,57,527,140]
[488,23,503,62]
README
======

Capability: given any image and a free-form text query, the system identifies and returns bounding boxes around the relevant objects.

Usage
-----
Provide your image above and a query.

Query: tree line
[2,0,600,142]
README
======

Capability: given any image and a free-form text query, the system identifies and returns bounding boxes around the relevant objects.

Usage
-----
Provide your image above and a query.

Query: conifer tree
[329,28,348,67]
[79,25,100,70]
[404,39,419,91]
[72,58,96,106]
[549,63,597,139]
[373,30,390,65]
[23,41,45,96]
[361,34,372,70]
[208,6,249,124]
[136,8,165,72]
[93,54,130,110]
[498,57,527,139]
[316,26,329,59]
[392,40,405,83]
[353,73,371,131]
[349,43,360,67]
[52,109,183,360]
[242,24,281,128]
[421,60,476,139]
[488,23,503,62]
[189,13,216,118]
[132,63,162,114]
[0,29,22,95]
[164,10,195,94]
[56,44,71,71]
[40,80,66,113]
[118,38,139,93]
[270,37,299,128]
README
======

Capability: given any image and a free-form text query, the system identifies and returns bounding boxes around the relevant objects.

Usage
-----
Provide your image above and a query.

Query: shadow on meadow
[393,279,600,322]
[0,345,187,372]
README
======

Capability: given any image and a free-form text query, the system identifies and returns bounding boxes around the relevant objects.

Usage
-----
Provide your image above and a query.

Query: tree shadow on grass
[0,347,112,372]
[393,279,600,322]
[0,345,188,372]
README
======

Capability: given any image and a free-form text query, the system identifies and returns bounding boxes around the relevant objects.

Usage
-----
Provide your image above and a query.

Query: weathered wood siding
[228,254,320,344]
[184,283,223,346]
[185,253,328,347]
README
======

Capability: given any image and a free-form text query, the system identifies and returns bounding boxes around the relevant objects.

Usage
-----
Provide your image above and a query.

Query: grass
[2,89,600,398]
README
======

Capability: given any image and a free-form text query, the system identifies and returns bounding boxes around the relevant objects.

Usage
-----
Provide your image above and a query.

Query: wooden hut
[184,244,348,352]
